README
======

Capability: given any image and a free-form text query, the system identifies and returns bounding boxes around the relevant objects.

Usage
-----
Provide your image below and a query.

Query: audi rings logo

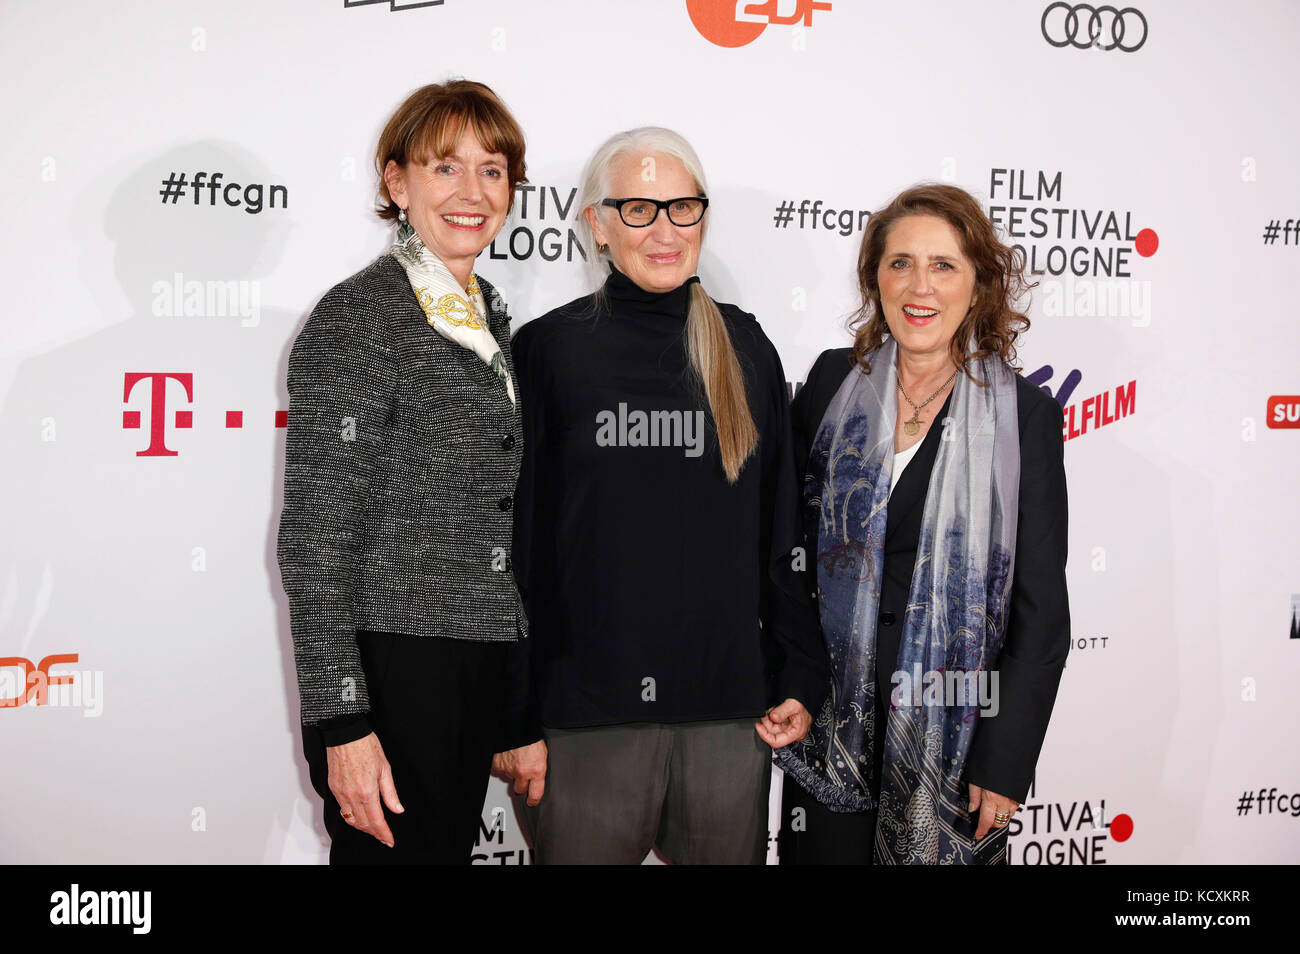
[1041,4,1148,52]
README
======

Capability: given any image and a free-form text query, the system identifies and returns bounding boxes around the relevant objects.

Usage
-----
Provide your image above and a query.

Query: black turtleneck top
[502,266,830,748]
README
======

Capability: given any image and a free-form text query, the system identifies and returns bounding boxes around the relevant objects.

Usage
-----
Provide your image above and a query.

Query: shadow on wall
[0,141,335,862]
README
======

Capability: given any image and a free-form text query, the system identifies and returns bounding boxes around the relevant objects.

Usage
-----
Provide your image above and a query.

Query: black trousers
[779,772,880,865]
[302,632,509,865]
[780,626,894,865]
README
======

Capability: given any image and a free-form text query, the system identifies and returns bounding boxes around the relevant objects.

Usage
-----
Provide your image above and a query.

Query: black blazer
[791,348,1070,803]
[277,253,525,737]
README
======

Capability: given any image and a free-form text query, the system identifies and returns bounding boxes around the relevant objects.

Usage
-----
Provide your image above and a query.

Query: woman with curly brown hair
[776,183,1071,865]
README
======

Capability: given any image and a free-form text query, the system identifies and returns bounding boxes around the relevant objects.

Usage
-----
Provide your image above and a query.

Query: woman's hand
[968,783,1019,841]
[755,698,812,748]
[326,732,404,848]
[492,741,548,806]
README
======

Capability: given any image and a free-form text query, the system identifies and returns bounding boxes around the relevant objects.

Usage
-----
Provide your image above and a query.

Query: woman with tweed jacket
[277,80,528,864]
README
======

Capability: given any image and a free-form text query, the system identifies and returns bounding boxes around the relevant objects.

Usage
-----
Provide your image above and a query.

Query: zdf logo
[687,0,831,48]
[1,654,78,707]
[0,654,103,716]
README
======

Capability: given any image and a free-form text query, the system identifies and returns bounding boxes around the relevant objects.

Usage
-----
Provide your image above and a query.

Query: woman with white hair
[492,127,829,864]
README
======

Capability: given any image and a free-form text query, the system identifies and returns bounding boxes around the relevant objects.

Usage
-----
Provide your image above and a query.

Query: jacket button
[879,610,896,626]
[501,434,515,450]
[498,495,513,511]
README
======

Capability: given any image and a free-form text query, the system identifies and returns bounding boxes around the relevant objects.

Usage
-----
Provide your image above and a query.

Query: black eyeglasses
[601,196,709,228]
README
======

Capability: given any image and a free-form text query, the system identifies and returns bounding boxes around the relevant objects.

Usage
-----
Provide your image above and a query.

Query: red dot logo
[1135,228,1159,257]
[1110,813,1134,842]
[686,0,768,47]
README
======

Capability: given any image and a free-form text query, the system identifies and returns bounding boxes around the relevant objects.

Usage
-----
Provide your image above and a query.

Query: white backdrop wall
[2,0,1297,864]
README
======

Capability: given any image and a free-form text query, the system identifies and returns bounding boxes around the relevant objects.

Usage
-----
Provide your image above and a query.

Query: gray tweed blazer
[277,252,525,726]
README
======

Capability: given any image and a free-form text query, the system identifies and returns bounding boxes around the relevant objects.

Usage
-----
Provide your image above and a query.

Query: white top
[888,440,924,502]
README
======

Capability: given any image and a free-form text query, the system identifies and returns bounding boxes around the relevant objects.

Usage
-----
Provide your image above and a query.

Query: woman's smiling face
[586,152,703,293]
[385,127,510,283]
[876,214,977,360]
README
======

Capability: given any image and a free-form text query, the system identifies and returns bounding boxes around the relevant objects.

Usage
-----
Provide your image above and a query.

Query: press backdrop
[2,0,1298,864]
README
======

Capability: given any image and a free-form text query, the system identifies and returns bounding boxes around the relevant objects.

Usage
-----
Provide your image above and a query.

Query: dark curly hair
[850,183,1034,382]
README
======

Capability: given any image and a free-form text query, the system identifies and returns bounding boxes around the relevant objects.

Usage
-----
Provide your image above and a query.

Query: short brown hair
[374,79,528,221]
[850,183,1033,380]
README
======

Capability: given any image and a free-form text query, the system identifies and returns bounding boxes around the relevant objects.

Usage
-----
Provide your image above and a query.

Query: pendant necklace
[897,366,958,436]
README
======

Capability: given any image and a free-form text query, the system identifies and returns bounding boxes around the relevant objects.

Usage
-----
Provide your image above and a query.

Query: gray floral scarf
[775,336,1020,864]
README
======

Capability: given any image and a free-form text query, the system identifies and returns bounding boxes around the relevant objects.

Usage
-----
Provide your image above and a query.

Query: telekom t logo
[122,371,289,456]
[122,372,194,457]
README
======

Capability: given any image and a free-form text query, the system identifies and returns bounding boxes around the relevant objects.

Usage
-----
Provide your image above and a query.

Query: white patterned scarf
[389,220,515,405]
